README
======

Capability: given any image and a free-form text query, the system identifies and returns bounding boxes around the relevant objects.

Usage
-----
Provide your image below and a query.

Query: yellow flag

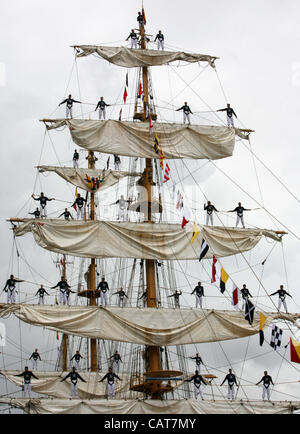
[191,222,200,244]
[259,313,267,331]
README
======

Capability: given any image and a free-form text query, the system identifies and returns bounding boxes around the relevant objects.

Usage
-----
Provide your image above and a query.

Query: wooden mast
[61,254,68,371]
[139,18,163,399]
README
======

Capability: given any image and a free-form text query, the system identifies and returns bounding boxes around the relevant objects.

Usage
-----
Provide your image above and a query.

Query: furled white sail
[0,305,297,346]
[37,166,141,192]
[44,119,247,160]
[0,397,299,414]
[0,371,138,399]
[74,45,218,68]
[12,220,282,260]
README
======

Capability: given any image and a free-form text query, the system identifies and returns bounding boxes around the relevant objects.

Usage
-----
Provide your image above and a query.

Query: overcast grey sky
[1,0,300,408]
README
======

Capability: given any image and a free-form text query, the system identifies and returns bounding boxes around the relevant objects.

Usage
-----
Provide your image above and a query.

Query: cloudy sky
[1,0,300,410]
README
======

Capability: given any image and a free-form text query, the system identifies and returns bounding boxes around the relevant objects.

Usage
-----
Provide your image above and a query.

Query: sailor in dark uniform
[228,202,250,228]
[167,290,182,308]
[115,194,131,221]
[114,154,121,171]
[191,282,204,308]
[95,97,110,120]
[59,94,81,119]
[220,369,238,401]
[58,208,73,221]
[176,102,193,125]
[126,29,138,49]
[110,351,123,373]
[154,30,164,50]
[72,193,87,220]
[270,285,292,313]
[99,367,122,399]
[15,366,38,397]
[113,288,128,307]
[185,370,206,400]
[241,284,253,310]
[61,367,86,398]
[29,208,41,219]
[31,192,55,218]
[3,275,24,304]
[204,201,218,226]
[35,285,49,305]
[190,353,203,372]
[137,11,145,28]
[73,149,79,168]
[217,103,237,127]
[51,278,71,305]
[70,351,84,371]
[97,277,109,307]
[29,349,41,371]
[256,371,274,401]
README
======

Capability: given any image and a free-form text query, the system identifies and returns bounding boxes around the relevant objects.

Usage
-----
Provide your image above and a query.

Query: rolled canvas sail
[12,220,282,260]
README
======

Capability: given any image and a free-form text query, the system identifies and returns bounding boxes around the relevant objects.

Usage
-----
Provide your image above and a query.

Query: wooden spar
[139,19,163,400]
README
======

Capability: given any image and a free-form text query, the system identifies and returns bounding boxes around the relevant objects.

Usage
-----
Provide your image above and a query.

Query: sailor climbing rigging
[59,94,81,119]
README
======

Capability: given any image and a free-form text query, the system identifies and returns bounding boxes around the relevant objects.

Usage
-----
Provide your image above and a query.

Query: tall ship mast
[1,6,300,415]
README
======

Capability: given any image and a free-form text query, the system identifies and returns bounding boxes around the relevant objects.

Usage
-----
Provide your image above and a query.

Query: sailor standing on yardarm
[217,103,237,128]
[70,351,84,371]
[154,30,164,50]
[228,202,251,228]
[113,288,128,307]
[185,370,206,400]
[204,201,218,226]
[110,350,123,373]
[97,277,109,307]
[95,97,111,120]
[99,367,122,399]
[126,29,138,49]
[59,94,81,119]
[190,353,203,373]
[29,349,41,371]
[270,285,292,313]
[58,208,73,221]
[167,290,182,308]
[51,278,71,305]
[72,193,87,220]
[256,371,274,401]
[61,367,86,398]
[15,367,38,398]
[191,282,204,308]
[241,284,252,310]
[31,192,55,218]
[72,149,79,168]
[28,208,41,219]
[3,274,24,304]
[35,285,49,305]
[176,102,193,125]
[220,369,238,401]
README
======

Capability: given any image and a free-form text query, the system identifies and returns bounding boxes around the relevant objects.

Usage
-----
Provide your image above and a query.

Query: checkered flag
[270,324,283,351]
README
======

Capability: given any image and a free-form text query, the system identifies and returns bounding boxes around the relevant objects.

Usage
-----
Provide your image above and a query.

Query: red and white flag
[211,255,217,283]
[163,163,170,183]
[181,208,191,229]
[232,283,240,310]
[123,87,128,104]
